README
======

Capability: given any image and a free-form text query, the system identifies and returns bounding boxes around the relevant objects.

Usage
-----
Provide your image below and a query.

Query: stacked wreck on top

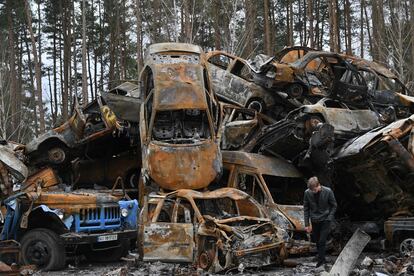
[2,42,414,274]
[138,43,222,192]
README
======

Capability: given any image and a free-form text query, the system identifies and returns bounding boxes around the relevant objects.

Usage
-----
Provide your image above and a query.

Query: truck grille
[76,205,121,232]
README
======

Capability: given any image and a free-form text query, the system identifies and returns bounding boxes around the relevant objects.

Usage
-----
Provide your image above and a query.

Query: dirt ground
[30,251,400,276]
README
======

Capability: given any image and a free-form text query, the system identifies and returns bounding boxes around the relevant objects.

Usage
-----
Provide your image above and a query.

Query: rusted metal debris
[323,228,371,276]
[138,187,287,273]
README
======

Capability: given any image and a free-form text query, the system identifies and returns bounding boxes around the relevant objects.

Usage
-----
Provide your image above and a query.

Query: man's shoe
[316,260,326,268]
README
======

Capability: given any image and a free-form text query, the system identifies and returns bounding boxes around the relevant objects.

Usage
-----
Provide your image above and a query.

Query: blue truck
[1,180,138,271]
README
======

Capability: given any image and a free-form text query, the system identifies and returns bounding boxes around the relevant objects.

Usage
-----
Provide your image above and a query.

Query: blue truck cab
[1,189,138,271]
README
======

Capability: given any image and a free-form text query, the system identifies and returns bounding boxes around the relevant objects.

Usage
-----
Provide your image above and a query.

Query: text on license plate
[97,234,118,242]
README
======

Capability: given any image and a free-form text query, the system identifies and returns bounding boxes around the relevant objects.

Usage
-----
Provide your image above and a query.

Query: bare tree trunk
[264,0,272,55]
[108,2,118,88]
[183,0,192,43]
[24,0,45,133]
[328,0,340,52]
[99,1,104,91]
[72,0,77,104]
[24,28,38,135]
[287,0,294,46]
[243,0,256,58]
[345,0,352,55]
[82,0,88,106]
[61,0,69,120]
[7,0,18,137]
[87,47,94,100]
[298,0,303,45]
[135,0,143,73]
[307,0,314,48]
[303,0,307,45]
[364,2,373,59]
[48,68,54,121]
[52,27,57,124]
[372,0,384,62]
[360,0,364,58]
[410,0,414,80]
[213,0,221,50]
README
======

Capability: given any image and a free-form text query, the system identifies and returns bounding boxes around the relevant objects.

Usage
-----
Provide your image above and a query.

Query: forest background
[0,0,411,142]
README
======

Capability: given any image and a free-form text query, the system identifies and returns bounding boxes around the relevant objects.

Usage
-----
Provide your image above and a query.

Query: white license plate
[97,234,118,242]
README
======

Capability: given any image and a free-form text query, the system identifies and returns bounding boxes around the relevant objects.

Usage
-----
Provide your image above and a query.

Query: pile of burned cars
[213,45,414,253]
[0,83,142,271]
[2,42,414,273]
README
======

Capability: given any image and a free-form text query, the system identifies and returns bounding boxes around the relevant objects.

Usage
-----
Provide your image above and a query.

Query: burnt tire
[20,228,66,271]
[246,99,266,113]
[85,239,129,263]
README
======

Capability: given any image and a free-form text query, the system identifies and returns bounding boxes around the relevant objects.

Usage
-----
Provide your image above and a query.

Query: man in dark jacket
[304,176,337,267]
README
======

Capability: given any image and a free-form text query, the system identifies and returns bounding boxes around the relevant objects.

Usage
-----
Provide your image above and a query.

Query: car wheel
[21,228,66,271]
[47,147,66,164]
[85,239,129,262]
[400,238,414,257]
[246,99,265,113]
[287,83,303,98]
[198,249,215,270]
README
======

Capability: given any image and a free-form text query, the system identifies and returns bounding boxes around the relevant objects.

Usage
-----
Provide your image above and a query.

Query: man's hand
[305,226,312,233]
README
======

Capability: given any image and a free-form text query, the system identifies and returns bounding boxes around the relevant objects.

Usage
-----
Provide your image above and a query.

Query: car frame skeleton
[139,43,222,191]
[218,151,313,254]
[138,188,287,272]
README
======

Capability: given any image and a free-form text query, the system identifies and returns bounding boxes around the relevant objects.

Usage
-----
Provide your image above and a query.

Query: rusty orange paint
[147,141,221,190]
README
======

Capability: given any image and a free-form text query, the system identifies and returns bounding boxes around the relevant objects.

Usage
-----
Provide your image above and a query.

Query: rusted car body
[220,104,274,150]
[242,98,382,163]
[333,114,414,221]
[25,82,141,167]
[333,114,414,252]
[342,55,414,120]
[138,187,286,272]
[139,43,222,191]
[0,141,28,199]
[217,151,312,254]
[273,46,315,64]
[206,51,296,119]
[248,51,368,103]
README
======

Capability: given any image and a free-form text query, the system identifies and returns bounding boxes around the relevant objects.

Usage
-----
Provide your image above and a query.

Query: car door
[207,53,234,102]
[142,199,195,262]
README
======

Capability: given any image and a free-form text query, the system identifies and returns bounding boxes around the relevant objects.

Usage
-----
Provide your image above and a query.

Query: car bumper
[60,229,136,245]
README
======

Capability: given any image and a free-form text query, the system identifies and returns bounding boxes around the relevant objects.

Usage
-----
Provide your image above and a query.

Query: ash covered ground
[33,251,409,276]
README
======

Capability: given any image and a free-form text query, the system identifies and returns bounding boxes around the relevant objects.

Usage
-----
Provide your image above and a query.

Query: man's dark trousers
[312,220,330,263]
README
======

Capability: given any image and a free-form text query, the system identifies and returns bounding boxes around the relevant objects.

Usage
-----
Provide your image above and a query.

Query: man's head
[307,176,321,193]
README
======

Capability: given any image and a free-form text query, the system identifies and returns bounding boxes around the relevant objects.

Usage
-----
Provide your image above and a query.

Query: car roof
[222,150,302,178]
[146,42,203,55]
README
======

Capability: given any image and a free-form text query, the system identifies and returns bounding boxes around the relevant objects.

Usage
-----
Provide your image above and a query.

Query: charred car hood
[146,140,222,190]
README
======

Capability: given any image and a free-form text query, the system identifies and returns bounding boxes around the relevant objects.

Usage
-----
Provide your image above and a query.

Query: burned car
[249,51,368,105]
[243,98,382,163]
[333,114,414,221]
[216,151,312,254]
[220,104,274,150]
[273,46,315,64]
[332,114,414,252]
[139,43,222,191]
[24,82,141,167]
[138,188,286,272]
[342,55,414,120]
[206,51,296,119]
